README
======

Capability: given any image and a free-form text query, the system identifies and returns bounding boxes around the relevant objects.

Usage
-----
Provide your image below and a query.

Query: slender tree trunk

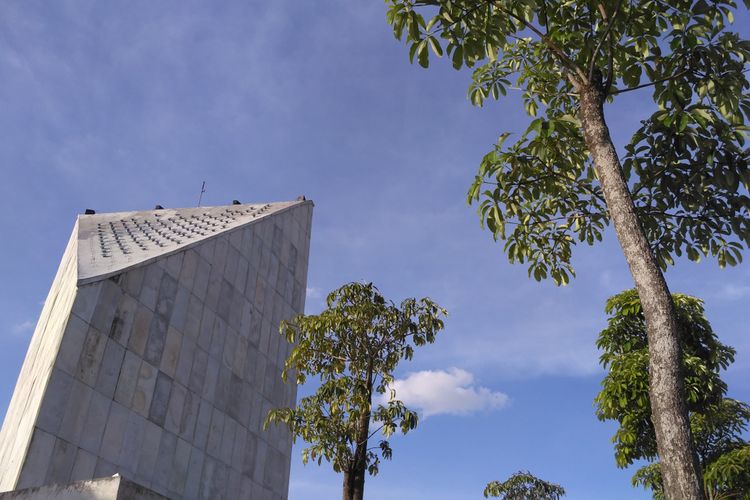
[343,365,373,500]
[578,81,704,499]
[341,417,370,500]
[343,470,353,500]
[351,408,370,500]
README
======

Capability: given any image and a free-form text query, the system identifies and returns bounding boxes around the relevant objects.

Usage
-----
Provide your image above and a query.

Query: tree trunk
[578,82,704,499]
[343,470,353,500]
[341,412,370,500]
[345,366,374,500]
[350,393,372,499]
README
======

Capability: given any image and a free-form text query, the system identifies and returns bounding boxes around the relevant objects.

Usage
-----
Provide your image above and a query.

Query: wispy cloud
[430,292,606,378]
[714,283,750,301]
[11,320,35,337]
[304,286,326,314]
[386,368,509,417]
[597,268,632,294]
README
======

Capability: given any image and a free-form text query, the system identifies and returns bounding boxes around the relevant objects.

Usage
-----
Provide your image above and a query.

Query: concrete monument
[0,199,313,499]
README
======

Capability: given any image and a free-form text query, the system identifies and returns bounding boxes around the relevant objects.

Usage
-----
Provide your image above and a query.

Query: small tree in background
[595,290,750,498]
[484,471,566,499]
[633,407,750,499]
[265,282,447,500]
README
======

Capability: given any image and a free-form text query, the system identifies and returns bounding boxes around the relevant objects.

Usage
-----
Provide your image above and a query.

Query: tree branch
[500,209,606,228]
[603,37,616,95]
[420,0,489,38]
[480,158,606,203]
[308,346,350,363]
[489,1,589,84]
[610,68,690,95]
[420,0,586,85]
[367,424,386,441]
[589,0,624,81]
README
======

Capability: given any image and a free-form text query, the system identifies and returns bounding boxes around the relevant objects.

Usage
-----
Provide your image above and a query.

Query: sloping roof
[76,200,305,284]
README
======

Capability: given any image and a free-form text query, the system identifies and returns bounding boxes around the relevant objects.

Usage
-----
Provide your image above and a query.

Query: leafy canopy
[386,0,750,284]
[265,282,447,477]
[595,290,750,498]
[484,471,566,499]
[632,412,750,499]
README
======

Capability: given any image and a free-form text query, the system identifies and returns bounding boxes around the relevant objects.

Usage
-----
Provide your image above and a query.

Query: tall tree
[384,1,750,497]
[484,471,566,499]
[265,282,446,500]
[595,290,750,498]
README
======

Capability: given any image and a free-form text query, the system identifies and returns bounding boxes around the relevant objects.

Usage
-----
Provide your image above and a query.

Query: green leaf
[268,282,447,483]
[417,40,429,68]
[452,45,464,69]
[427,36,443,57]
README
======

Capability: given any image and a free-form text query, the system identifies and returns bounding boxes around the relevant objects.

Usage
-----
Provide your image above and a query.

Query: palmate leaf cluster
[483,471,566,499]
[633,425,750,499]
[265,282,446,477]
[595,290,734,466]
[386,0,750,284]
[702,444,750,499]
[266,381,418,476]
[595,290,750,498]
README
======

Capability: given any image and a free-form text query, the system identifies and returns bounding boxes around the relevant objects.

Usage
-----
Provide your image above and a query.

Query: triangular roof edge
[77,199,312,286]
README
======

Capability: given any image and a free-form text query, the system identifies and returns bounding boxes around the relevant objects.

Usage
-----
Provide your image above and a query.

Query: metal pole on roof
[197,181,206,207]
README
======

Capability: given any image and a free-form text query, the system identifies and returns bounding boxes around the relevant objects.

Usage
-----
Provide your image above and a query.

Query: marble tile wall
[0,227,79,492]
[0,202,312,500]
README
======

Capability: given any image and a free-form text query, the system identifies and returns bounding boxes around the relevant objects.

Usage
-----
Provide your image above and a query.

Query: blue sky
[0,2,748,499]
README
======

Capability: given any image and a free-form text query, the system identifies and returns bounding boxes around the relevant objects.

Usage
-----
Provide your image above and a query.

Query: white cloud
[304,286,327,314]
[447,325,601,378]
[11,320,35,337]
[430,297,605,378]
[386,368,509,418]
[715,283,750,301]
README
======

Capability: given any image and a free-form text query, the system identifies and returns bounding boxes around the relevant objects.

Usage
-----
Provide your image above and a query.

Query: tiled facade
[0,201,312,500]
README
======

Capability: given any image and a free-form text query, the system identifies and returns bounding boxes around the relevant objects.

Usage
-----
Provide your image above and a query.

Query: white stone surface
[77,202,299,285]
[0,474,167,500]
[0,200,313,499]
[0,227,79,491]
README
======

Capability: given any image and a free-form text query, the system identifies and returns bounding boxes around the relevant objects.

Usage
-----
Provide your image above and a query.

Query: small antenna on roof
[197,181,206,207]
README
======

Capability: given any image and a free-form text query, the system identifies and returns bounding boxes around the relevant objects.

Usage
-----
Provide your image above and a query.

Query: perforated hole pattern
[95,204,271,258]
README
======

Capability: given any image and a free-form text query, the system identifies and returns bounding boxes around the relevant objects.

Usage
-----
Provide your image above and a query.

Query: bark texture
[578,82,705,500]
[342,415,369,500]
[350,409,369,500]
[343,471,352,500]
[342,371,373,500]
